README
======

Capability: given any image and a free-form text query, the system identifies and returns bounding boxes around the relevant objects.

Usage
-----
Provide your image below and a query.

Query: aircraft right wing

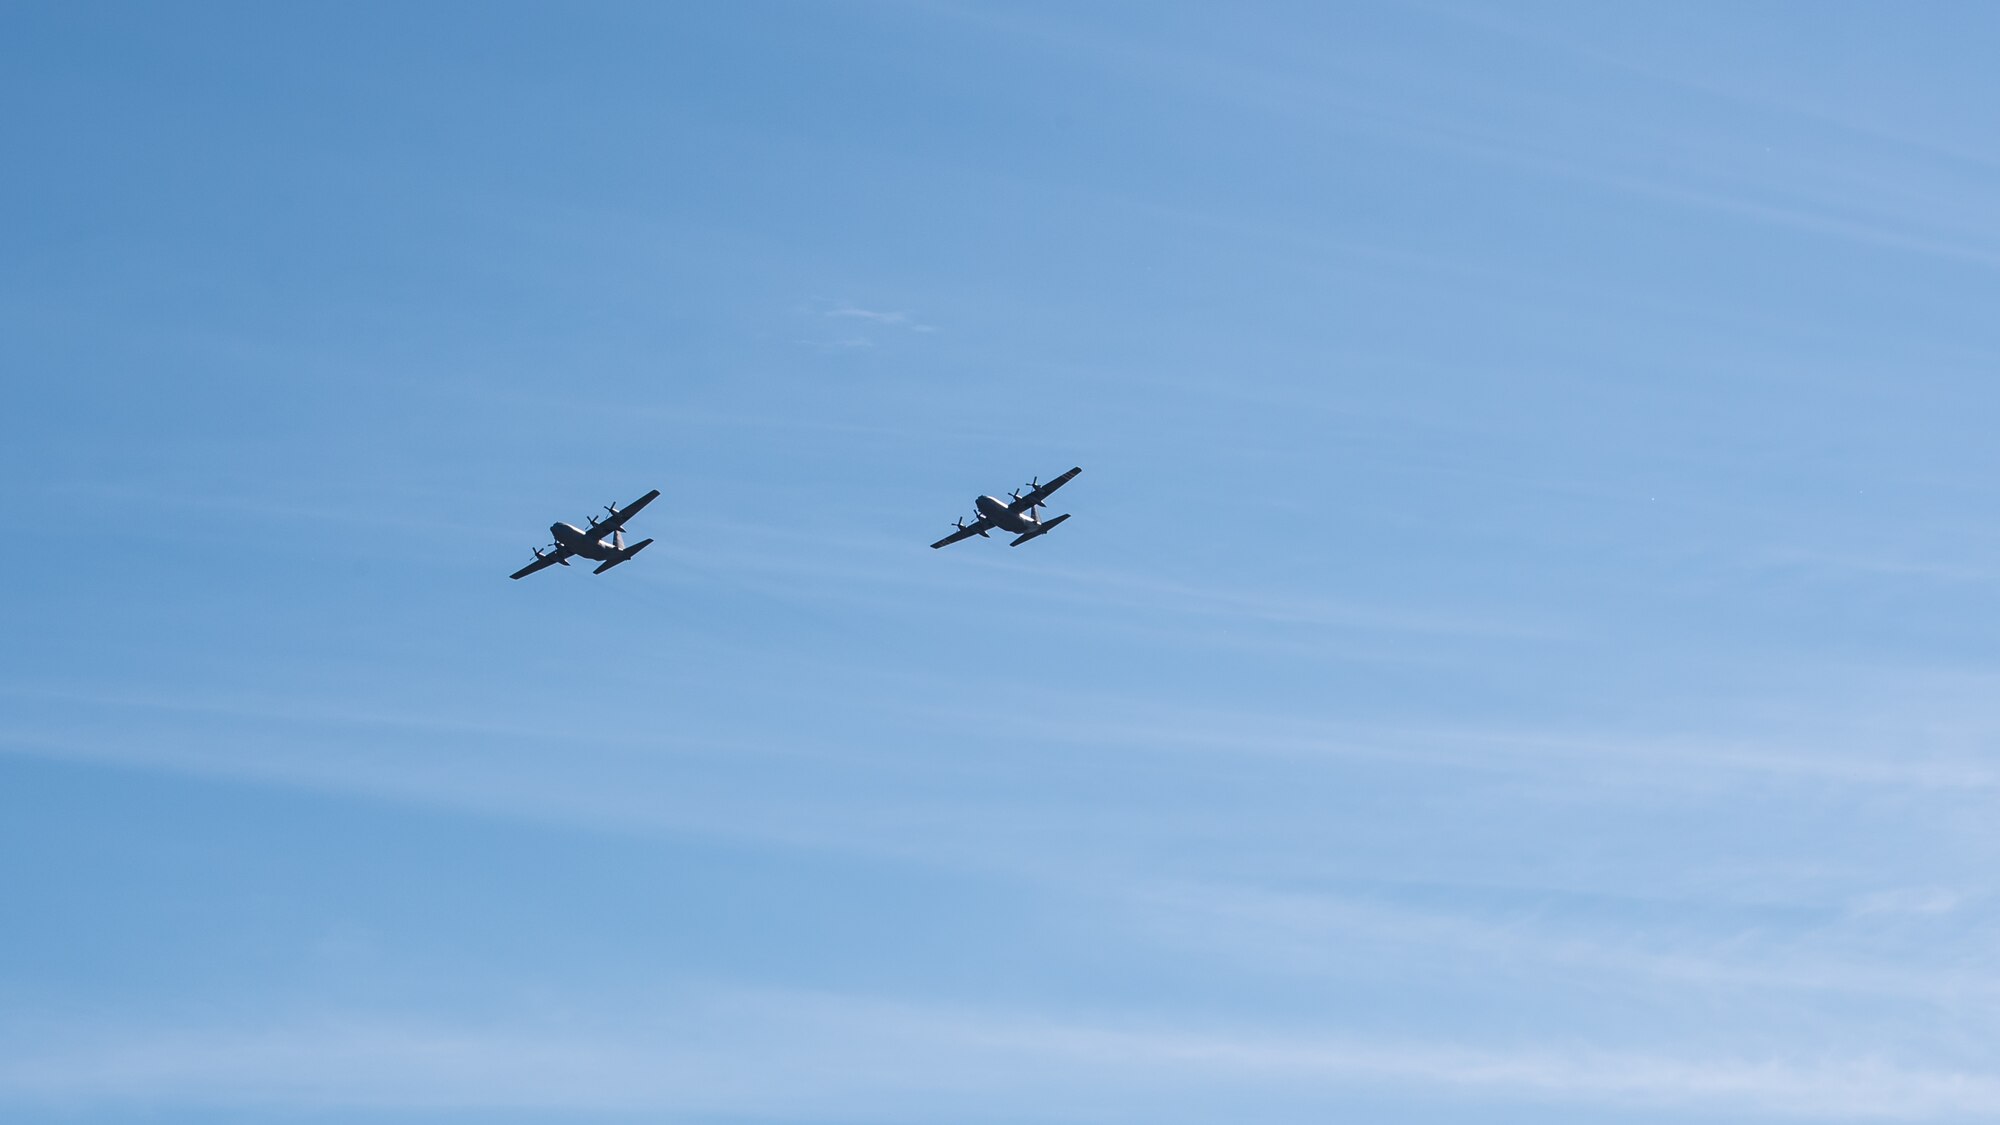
[509,547,572,580]
[580,488,662,546]
[1009,466,1082,514]
[930,517,993,549]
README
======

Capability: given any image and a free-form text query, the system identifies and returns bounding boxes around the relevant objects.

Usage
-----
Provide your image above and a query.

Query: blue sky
[6,2,2000,1121]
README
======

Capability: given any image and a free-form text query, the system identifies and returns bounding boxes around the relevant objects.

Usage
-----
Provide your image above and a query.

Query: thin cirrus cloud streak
[0,723,881,860]
[824,304,938,332]
[1014,707,2000,794]
[668,541,1557,648]
[1128,879,1999,1010]
[1438,4,2000,177]
[1419,9,2000,262]
[9,646,2000,871]
[800,301,939,349]
[6,680,1996,944]
[934,2,2000,274]
[5,993,2000,1120]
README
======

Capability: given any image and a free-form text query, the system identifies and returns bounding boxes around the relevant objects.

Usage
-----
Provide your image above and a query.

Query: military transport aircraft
[510,488,661,579]
[931,467,1082,549]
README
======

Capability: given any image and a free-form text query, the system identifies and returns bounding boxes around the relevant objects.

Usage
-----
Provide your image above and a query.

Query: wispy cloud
[797,333,878,352]
[795,300,939,352]
[1006,706,2000,794]
[924,2,2000,273]
[10,650,2000,888]
[1848,886,1970,918]
[7,992,2000,1119]
[1127,879,2000,1011]
[824,304,938,332]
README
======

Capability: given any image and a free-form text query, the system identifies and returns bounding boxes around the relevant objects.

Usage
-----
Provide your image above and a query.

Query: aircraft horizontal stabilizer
[1009,513,1069,547]
[592,538,654,574]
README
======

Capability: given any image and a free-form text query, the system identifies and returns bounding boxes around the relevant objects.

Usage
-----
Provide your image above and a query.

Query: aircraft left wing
[1009,466,1082,513]
[510,548,572,580]
[580,488,661,546]
[930,517,993,549]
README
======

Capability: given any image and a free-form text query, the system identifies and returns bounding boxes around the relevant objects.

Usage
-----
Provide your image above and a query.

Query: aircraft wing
[510,548,572,580]
[1009,466,1082,514]
[580,488,661,546]
[930,517,993,549]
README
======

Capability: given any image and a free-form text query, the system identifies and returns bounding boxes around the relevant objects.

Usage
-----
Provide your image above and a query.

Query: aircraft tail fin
[1009,513,1069,547]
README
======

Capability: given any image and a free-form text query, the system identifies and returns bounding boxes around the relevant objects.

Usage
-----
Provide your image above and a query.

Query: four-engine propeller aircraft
[510,488,661,580]
[931,466,1083,549]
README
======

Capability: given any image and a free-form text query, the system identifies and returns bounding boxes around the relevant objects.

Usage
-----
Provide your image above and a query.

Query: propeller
[588,514,601,527]
[604,503,620,519]
[532,546,547,559]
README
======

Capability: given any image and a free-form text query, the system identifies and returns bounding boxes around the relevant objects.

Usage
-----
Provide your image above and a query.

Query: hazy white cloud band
[4,994,1996,1120]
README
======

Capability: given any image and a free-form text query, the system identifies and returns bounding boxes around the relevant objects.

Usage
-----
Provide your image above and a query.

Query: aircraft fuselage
[550,522,622,561]
[974,494,1039,535]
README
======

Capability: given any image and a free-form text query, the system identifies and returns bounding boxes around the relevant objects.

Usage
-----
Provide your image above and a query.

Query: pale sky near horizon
[8,3,2000,1122]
